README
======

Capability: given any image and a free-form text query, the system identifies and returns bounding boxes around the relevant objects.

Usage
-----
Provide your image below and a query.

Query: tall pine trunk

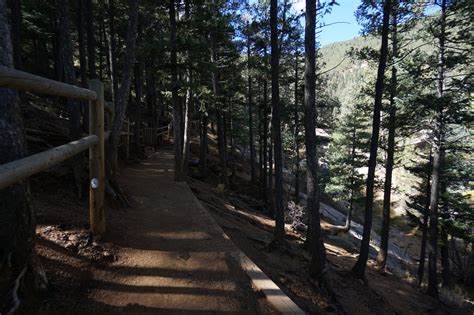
[169,0,184,181]
[293,53,300,203]
[427,0,446,298]
[86,0,96,79]
[247,30,256,184]
[352,0,391,279]
[106,0,139,180]
[8,0,22,69]
[132,61,143,157]
[377,4,398,269]
[58,0,85,198]
[270,0,284,242]
[418,166,431,285]
[304,0,325,275]
[106,0,118,103]
[261,78,268,204]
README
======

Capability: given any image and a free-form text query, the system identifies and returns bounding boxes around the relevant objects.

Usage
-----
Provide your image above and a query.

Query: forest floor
[22,146,277,314]
[185,135,470,314]
[18,137,470,314]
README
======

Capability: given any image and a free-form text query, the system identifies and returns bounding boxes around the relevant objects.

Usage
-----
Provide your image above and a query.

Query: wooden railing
[0,65,111,236]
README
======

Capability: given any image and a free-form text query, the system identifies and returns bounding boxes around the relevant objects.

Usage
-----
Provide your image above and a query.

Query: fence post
[88,80,106,235]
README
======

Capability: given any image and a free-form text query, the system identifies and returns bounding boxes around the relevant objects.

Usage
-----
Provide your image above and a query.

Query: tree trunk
[427,0,446,298]
[169,0,184,181]
[181,69,193,177]
[247,29,256,184]
[345,123,357,231]
[58,0,85,198]
[106,0,118,103]
[304,0,325,276]
[377,4,398,269]
[8,0,22,69]
[199,109,208,178]
[212,39,227,173]
[106,0,139,180]
[440,226,451,287]
[132,61,143,157]
[86,0,96,79]
[293,52,300,203]
[352,0,391,279]
[270,0,284,242]
[262,78,268,204]
[418,168,431,285]
[145,59,157,128]
[0,2,47,311]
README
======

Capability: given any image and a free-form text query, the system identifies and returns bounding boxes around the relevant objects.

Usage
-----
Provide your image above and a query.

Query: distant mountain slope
[319,35,379,108]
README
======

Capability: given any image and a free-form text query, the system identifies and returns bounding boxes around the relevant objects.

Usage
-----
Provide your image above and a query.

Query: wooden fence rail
[0,66,109,235]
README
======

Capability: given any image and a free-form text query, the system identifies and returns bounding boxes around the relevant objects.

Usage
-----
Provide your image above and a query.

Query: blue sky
[292,0,362,47]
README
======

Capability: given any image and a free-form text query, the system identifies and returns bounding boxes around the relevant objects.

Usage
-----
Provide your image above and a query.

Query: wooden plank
[88,80,106,236]
[184,183,305,315]
[0,65,97,101]
[0,135,98,190]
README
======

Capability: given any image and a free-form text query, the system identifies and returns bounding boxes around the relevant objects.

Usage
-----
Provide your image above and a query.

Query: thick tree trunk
[418,170,431,285]
[247,31,256,184]
[8,0,22,69]
[304,0,325,276]
[86,0,96,79]
[352,0,391,279]
[427,0,446,298]
[78,0,87,86]
[106,0,139,180]
[0,2,47,311]
[377,6,398,269]
[270,0,284,242]
[58,0,85,198]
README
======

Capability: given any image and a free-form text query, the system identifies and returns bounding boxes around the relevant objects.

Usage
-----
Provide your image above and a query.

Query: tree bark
[304,0,325,276]
[106,0,118,103]
[132,61,143,157]
[262,77,268,204]
[247,28,256,184]
[377,4,398,269]
[352,0,391,279]
[270,0,284,242]
[199,109,208,178]
[86,0,96,79]
[427,0,446,298]
[58,0,85,198]
[8,0,22,69]
[106,0,139,180]
[0,2,46,311]
[293,52,300,203]
[169,0,184,181]
[418,167,431,285]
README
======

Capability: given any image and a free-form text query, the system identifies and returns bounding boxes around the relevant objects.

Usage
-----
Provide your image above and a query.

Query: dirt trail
[76,147,264,313]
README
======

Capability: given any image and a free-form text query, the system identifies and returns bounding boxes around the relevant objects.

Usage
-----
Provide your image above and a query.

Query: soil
[16,138,469,315]
[21,146,270,314]
[186,151,468,315]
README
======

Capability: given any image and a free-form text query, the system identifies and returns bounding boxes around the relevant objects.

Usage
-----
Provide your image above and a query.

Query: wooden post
[89,80,106,235]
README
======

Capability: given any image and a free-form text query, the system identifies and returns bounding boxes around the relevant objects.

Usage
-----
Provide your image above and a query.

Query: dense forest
[0,0,472,313]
